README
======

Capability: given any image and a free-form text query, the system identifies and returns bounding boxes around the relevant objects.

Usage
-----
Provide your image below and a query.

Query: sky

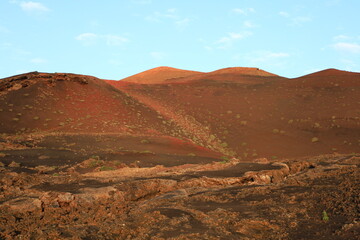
[1,0,360,80]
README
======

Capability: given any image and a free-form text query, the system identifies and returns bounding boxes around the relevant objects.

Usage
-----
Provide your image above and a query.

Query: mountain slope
[0,72,181,135]
[112,67,360,160]
[1,67,359,161]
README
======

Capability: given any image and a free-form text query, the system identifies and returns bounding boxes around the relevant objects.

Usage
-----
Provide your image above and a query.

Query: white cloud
[333,35,351,41]
[150,51,166,60]
[146,9,191,29]
[326,0,341,6]
[291,16,311,25]
[167,8,176,13]
[339,59,360,72]
[90,20,101,27]
[108,59,122,66]
[146,8,178,22]
[176,18,190,29]
[132,0,151,4]
[278,11,311,26]
[0,25,9,33]
[14,48,31,56]
[333,42,360,54]
[232,8,255,15]
[243,20,256,28]
[340,59,356,67]
[75,33,128,47]
[75,33,98,46]
[30,57,47,64]
[216,31,252,49]
[249,51,290,64]
[19,1,49,13]
[279,11,290,17]
[105,35,128,46]
[15,69,30,74]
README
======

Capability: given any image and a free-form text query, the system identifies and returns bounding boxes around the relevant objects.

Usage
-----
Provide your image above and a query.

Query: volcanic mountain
[165,67,283,84]
[118,66,283,85]
[109,67,360,160]
[288,68,360,88]
[0,67,359,239]
[0,71,185,136]
[1,67,360,160]
[118,66,202,84]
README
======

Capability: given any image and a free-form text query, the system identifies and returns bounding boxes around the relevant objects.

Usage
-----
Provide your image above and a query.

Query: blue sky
[1,0,360,79]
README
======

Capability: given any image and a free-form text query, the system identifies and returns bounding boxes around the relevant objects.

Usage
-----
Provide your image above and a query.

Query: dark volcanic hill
[0,72,185,136]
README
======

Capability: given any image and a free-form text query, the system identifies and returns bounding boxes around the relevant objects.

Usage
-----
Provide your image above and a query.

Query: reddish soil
[109,68,360,160]
[0,67,359,239]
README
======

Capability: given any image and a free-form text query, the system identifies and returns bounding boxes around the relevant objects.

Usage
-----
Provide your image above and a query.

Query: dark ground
[0,134,359,239]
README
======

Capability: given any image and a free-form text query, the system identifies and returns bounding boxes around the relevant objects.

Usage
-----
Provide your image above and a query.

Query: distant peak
[148,66,183,72]
[302,68,359,78]
[210,67,278,77]
[120,66,202,83]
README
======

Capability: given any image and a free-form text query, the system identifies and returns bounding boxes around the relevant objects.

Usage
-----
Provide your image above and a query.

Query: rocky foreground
[0,153,359,239]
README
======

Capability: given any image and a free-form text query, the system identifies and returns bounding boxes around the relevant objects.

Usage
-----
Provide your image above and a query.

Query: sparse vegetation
[9,161,20,167]
[221,142,228,148]
[100,166,116,171]
[272,129,280,134]
[312,137,319,143]
[140,150,154,154]
[220,156,230,163]
[322,210,329,222]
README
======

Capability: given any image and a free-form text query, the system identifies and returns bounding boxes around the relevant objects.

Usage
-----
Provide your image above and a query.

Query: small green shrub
[322,210,329,222]
[221,142,228,148]
[100,166,115,171]
[90,155,100,160]
[221,156,230,162]
[140,150,154,154]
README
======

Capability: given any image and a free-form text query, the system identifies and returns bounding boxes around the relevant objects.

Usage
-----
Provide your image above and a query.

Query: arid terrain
[0,67,359,239]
